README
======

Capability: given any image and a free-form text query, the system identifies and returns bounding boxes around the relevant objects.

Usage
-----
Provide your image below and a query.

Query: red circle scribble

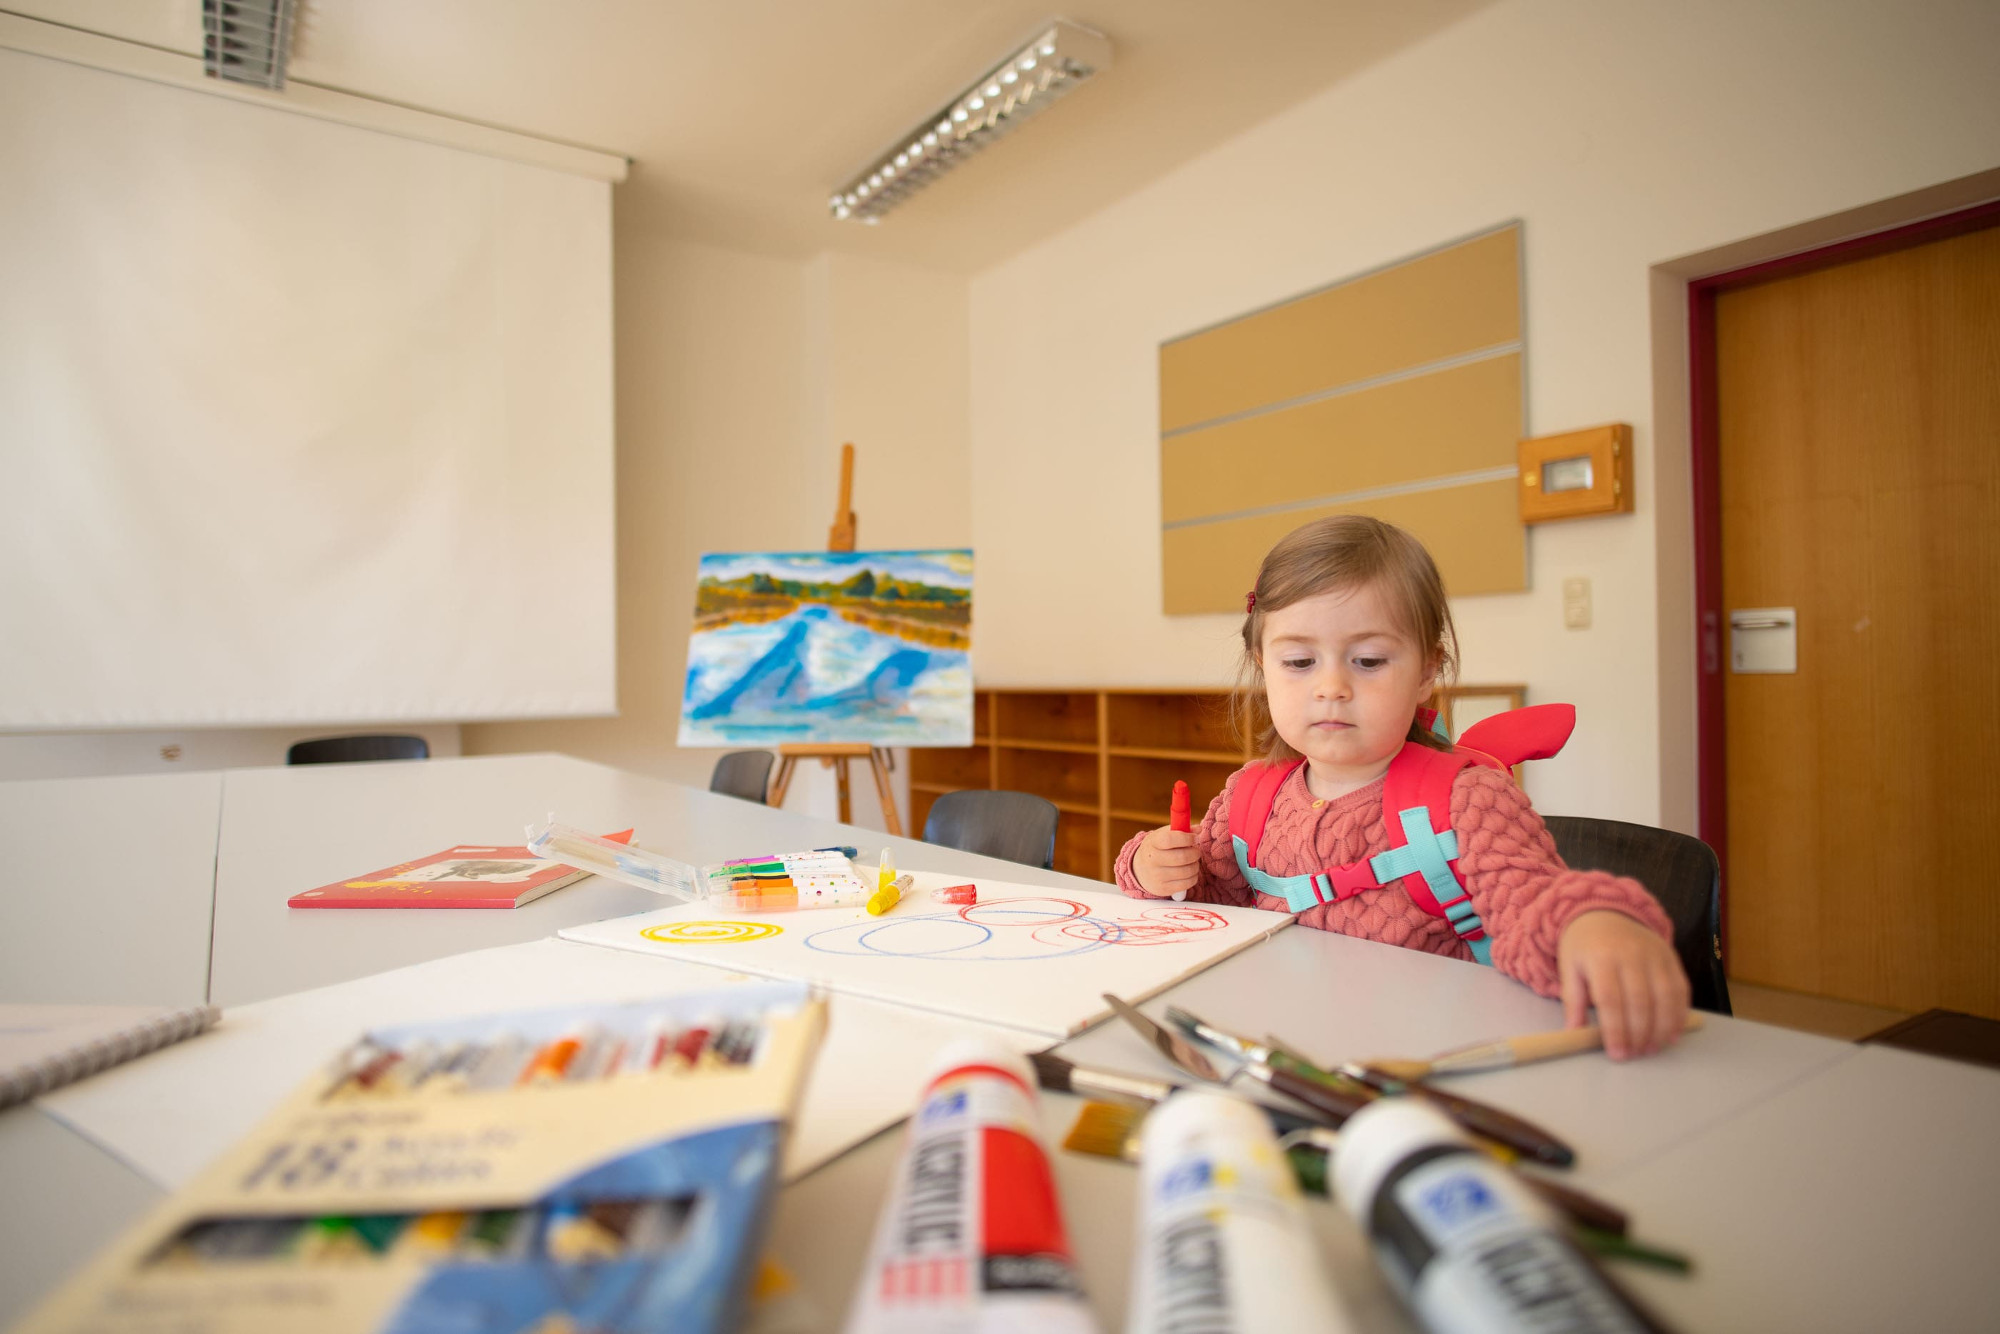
[1034,904,1229,949]
[958,897,1090,925]
[954,896,1228,950]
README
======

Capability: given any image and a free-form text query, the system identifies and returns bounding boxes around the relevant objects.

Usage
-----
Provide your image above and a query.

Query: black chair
[709,750,775,804]
[923,790,1060,870]
[1543,815,1732,1015]
[286,734,429,765]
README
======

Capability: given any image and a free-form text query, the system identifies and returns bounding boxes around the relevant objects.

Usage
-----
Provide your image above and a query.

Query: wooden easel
[766,443,905,834]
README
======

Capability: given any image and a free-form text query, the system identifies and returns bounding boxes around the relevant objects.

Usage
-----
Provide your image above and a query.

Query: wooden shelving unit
[908,684,1529,882]
[909,689,1247,882]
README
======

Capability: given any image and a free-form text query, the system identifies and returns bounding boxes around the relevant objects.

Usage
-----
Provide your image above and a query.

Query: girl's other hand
[1556,910,1691,1060]
[1133,826,1199,898]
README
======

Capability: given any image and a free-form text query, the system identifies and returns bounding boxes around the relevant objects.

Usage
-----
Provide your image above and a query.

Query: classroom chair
[709,750,775,804]
[1544,816,1732,1016]
[285,734,429,765]
[922,790,1060,870]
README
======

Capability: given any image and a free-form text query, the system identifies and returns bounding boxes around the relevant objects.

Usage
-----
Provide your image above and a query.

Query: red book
[289,832,632,909]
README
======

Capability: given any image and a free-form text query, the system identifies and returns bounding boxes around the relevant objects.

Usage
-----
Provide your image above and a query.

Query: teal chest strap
[1231,814,1493,965]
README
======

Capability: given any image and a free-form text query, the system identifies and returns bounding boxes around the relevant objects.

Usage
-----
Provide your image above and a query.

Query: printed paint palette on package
[16,983,826,1334]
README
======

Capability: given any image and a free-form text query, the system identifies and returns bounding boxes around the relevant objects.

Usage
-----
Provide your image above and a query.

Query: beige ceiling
[11,0,1490,272]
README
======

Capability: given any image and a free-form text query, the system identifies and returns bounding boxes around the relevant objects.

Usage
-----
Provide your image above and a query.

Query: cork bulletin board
[1159,224,1526,613]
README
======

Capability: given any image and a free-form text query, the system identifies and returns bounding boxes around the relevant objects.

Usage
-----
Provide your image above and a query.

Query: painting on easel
[677,549,973,747]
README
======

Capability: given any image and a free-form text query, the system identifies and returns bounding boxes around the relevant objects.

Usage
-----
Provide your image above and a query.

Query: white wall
[966,0,2000,829]
[462,222,972,834]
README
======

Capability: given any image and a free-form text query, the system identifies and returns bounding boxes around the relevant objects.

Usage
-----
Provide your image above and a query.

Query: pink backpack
[1225,704,1576,964]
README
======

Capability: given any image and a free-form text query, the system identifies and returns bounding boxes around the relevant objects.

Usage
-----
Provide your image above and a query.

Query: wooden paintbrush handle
[1256,1064,1371,1124]
[1522,1174,1628,1238]
[1412,1086,1575,1168]
[1435,1012,1706,1074]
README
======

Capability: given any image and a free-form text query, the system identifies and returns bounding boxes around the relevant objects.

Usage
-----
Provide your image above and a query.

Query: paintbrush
[1028,1050,1323,1135]
[1107,997,1627,1238]
[1164,1005,1576,1168]
[1100,994,1371,1125]
[1061,1099,1331,1195]
[1365,1012,1707,1082]
[1257,1030,1576,1169]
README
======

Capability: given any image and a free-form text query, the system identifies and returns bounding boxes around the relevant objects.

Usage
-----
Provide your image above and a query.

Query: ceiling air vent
[202,0,296,90]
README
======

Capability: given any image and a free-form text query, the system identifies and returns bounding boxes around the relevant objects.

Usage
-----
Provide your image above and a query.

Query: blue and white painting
[677,550,973,747]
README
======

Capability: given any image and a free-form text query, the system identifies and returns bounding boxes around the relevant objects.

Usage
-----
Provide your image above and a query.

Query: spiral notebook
[0,1003,221,1110]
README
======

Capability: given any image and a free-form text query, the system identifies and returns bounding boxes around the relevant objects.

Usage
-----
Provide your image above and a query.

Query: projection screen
[0,46,616,728]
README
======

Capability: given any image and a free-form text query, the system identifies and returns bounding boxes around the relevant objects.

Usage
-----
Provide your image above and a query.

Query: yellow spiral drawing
[641,920,783,945]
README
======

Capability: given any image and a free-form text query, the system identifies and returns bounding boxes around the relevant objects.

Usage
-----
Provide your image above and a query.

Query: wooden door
[1717,223,2000,1017]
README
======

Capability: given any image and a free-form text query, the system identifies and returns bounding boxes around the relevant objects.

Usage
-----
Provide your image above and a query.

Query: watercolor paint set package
[18,982,826,1334]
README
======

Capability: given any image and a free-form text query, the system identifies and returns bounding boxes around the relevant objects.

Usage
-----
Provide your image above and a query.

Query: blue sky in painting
[697,549,972,590]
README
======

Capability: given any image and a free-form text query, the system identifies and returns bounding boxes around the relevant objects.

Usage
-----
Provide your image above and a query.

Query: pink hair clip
[1245,590,1257,613]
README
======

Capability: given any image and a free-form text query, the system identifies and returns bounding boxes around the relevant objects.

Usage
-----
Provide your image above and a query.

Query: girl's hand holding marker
[1122,515,1691,1061]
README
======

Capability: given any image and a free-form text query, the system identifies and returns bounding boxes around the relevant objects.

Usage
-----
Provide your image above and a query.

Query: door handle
[1730,607,1797,673]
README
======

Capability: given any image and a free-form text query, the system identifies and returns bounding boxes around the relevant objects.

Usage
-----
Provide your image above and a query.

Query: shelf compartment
[1107,754,1240,830]
[910,786,944,839]
[1106,691,1239,755]
[1052,814,1102,881]
[909,745,990,790]
[993,691,1099,745]
[997,746,1100,809]
[1107,817,1152,871]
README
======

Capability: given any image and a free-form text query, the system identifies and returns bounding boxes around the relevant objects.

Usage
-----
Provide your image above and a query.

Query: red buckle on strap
[1325,863,1382,901]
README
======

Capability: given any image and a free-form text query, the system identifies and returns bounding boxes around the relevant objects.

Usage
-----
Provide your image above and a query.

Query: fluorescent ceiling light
[830,20,1112,224]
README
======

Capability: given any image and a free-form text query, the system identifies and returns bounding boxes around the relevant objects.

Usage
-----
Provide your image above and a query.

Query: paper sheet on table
[559,871,1293,1039]
[40,938,1043,1190]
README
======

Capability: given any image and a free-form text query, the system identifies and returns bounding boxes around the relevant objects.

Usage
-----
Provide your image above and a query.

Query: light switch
[1562,577,1591,630]
[1730,607,1797,673]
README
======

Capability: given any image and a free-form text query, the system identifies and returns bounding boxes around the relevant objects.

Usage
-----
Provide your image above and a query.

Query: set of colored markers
[709,846,872,911]
[322,1017,762,1098]
[152,1196,693,1269]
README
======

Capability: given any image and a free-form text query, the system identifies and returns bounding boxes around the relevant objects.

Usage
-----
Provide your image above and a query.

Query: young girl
[1122,516,1689,1060]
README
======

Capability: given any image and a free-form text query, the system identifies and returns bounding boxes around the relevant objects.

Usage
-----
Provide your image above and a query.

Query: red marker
[1169,780,1192,833]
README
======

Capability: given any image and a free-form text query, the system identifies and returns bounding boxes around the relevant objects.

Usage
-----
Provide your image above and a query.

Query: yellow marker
[877,846,895,895]
[867,873,913,916]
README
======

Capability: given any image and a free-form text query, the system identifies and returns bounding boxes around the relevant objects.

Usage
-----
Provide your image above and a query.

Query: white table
[4,755,1998,1333]
[0,771,223,1006]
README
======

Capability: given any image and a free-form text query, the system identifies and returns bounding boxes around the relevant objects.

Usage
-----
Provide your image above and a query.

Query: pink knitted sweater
[1114,762,1673,997]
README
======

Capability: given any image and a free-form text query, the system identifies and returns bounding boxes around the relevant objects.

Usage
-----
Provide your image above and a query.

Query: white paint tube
[846,1039,1100,1334]
[1128,1089,1358,1334]
[1334,1099,1673,1334]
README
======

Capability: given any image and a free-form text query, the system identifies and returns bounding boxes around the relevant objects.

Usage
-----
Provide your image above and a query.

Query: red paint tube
[846,1040,1099,1334]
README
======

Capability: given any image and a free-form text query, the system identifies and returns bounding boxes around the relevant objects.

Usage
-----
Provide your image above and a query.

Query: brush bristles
[1061,1100,1145,1162]
[1030,1049,1171,1106]
[1028,1049,1076,1094]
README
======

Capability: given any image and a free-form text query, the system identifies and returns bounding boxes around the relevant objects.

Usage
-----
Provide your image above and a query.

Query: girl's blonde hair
[1233,515,1458,760]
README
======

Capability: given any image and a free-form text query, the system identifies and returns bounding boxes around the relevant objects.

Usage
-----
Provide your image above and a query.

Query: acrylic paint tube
[1334,1099,1672,1334]
[1127,1089,1357,1334]
[846,1039,1099,1334]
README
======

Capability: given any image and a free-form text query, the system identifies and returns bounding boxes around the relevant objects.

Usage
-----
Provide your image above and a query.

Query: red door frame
[1687,198,2000,929]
